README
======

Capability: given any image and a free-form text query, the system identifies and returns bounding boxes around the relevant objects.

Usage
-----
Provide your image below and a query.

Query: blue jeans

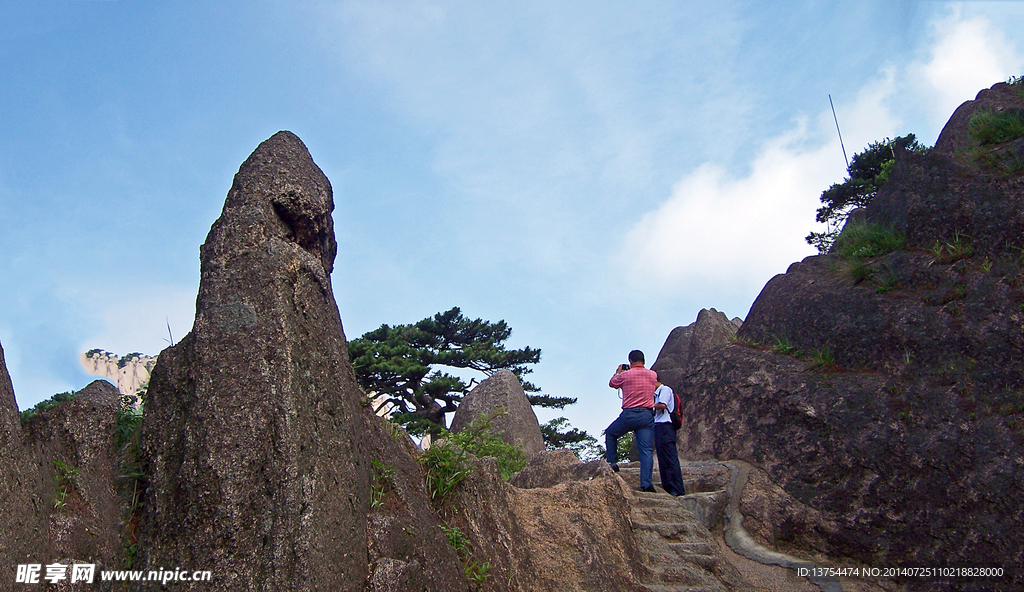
[605,407,655,489]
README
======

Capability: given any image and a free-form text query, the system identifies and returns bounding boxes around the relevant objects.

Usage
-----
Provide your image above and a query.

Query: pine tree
[807,134,925,253]
[349,307,577,436]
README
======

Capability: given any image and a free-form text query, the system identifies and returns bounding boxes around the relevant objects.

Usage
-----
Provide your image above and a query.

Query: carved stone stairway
[617,462,853,592]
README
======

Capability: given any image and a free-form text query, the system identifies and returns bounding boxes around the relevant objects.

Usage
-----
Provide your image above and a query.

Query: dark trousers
[654,422,685,496]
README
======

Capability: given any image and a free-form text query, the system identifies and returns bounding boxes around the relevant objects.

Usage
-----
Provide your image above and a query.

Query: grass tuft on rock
[832,221,906,261]
[968,108,1024,145]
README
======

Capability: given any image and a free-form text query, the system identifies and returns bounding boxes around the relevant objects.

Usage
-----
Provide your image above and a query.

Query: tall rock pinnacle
[0,341,49,567]
[135,131,368,590]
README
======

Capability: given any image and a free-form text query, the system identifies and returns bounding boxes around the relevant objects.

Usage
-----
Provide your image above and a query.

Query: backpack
[669,390,684,431]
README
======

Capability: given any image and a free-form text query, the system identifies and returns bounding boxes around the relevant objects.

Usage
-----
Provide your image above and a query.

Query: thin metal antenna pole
[829,94,849,169]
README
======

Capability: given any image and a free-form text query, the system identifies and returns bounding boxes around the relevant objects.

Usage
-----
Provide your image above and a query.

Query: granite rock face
[508,448,611,489]
[134,132,465,591]
[23,379,122,567]
[866,82,1024,260]
[448,451,649,592]
[0,361,126,577]
[651,308,741,389]
[449,369,546,458]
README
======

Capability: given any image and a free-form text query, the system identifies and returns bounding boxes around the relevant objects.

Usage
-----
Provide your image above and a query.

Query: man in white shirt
[653,381,686,496]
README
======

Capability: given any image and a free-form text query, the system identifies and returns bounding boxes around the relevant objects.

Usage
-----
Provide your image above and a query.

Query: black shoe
[610,462,620,473]
[636,486,656,493]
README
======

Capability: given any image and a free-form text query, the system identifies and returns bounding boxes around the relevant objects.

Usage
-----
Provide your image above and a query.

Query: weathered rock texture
[0,341,50,570]
[448,450,649,592]
[450,369,546,457]
[867,81,1024,260]
[658,83,1024,591]
[0,363,130,586]
[134,132,466,591]
[463,450,757,592]
[651,307,742,389]
[23,380,122,567]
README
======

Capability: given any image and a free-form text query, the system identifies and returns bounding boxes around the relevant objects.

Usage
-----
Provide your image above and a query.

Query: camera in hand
[618,363,630,373]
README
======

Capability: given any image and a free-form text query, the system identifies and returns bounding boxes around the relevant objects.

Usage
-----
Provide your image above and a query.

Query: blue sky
[2,1,1022,439]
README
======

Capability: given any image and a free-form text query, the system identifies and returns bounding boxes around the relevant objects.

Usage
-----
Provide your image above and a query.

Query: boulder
[0,341,50,566]
[675,342,1024,588]
[508,448,612,489]
[651,308,741,389]
[134,131,466,591]
[448,451,649,592]
[450,369,545,457]
[23,379,122,566]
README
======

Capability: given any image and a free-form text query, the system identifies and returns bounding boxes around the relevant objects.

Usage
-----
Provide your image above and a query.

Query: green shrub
[968,108,1024,145]
[439,524,491,588]
[420,411,528,499]
[464,561,491,586]
[928,230,974,263]
[370,459,397,509]
[53,459,80,510]
[832,222,906,261]
[440,525,473,555]
[116,397,143,449]
[20,391,77,425]
[806,134,926,253]
[420,441,472,500]
[847,262,873,284]
[811,348,835,368]
[875,270,898,294]
[449,413,527,481]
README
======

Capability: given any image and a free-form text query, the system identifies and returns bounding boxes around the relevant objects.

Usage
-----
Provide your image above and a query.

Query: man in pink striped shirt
[605,349,657,492]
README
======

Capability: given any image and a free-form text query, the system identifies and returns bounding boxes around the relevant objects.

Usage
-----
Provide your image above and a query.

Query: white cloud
[81,286,196,358]
[909,6,1023,128]
[612,73,900,303]
[613,4,1024,308]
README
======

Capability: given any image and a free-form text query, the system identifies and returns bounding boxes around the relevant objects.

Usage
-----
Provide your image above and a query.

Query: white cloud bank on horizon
[613,75,897,302]
[615,10,1023,306]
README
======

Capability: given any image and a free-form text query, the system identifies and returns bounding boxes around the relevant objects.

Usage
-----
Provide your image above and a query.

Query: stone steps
[625,476,733,592]
[621,459,857,592]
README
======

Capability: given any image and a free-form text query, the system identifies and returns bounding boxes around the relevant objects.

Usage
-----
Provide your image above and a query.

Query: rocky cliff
[4,130,745,592]
[656,82,1024,591]
[0,342,50,573]
[1,359,127,588]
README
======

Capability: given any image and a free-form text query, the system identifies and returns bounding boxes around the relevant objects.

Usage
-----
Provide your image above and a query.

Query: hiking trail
[617,461,887,592]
